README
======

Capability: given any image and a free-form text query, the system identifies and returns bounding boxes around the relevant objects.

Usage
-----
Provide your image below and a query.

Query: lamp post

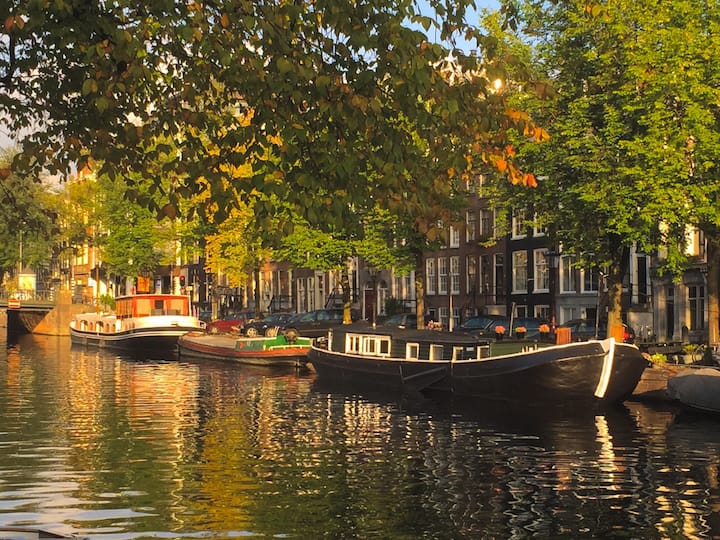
[546,251,561,330]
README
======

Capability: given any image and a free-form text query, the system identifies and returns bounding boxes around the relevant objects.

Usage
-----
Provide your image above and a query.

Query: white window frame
[494,253,504,302]
[466,211,477,242]
[438,257,448,295]
[450,256,460,294]
[361,335,392,357]
[426,258,436,295]
[430,344,444,361]
[345,334,362,353]
[581,268,601,294]
[406,342,420,359]
[534,249,550,292]
[466,255,477,294]
[560,255,576,294]
[512,251,528,293]
[479,208,493,238]
[449,226,460,248]
[511,210,526,239]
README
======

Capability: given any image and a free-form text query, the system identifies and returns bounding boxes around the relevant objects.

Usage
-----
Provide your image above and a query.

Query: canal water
[1,334,719,539]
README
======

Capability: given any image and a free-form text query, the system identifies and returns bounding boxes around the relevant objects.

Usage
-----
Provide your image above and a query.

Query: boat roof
[115,294,189,300]
[330,322,488,344]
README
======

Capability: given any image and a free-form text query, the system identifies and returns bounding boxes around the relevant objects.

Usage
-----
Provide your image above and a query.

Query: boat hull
[667,367,720,414]
[308,345,450,392]
[69,326,198,357]
[178,332,310,367]
[69,294,204,359]
[447,341,649,404]
[311,323,648,404]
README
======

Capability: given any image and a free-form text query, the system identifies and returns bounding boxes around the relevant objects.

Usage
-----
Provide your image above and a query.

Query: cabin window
[345,334,362,353]
[169,298,188,315]
[361,336,391,357]
[429,344,444,361]
[452,346,465,361]
[406,343,420,359]
[135,298,152,317]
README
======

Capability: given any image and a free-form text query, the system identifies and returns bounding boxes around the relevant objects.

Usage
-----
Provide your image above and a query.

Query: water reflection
[0,335,719,538]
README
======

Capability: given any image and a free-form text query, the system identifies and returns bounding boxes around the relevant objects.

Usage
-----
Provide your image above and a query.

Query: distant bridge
[0,290,56,309]
[1,291,92,336]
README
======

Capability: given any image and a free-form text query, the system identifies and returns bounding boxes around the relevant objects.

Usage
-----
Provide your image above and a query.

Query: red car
[206,311,255,334]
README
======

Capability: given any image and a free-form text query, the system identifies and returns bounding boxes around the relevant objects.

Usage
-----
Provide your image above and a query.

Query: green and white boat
[178,331,311,367]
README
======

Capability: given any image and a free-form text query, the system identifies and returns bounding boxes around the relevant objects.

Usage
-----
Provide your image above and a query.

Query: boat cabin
[115,294,191,319]
[327,323,490,361]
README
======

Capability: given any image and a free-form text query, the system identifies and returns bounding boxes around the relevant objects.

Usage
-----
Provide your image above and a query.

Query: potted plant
[515,326,527,339]
[681,343,703,364]
[494,325,506,340]
[539,323,550,339]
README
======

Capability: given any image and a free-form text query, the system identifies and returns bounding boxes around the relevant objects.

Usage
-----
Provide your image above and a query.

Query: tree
[204,202,270,311]
[2,0,538,234]
[0,149,57,290]
[500,0,720,337]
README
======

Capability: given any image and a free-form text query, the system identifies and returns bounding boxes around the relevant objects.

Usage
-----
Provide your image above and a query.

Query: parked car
[453,315,507,337]
[278,308,361,340]
[379,312,432,329]
[558,318,636,343]
[239,312,295,337]
[454,315,547,339]
[198,309,213,324]
[206,311,256,334]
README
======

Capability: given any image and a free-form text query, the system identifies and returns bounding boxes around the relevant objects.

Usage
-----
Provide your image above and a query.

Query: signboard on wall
[136,276,151,294]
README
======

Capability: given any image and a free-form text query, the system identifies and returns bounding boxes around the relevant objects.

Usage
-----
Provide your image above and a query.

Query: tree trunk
[414,248,425,330]
[341,269,352,324]
[254,268,262,315]
[706,240,720,349]
[605,245,628,339]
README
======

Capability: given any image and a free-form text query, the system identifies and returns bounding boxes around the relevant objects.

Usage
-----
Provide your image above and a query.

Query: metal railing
[0,289,56,304]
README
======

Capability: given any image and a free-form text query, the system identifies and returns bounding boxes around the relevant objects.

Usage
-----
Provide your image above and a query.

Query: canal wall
[26,291,94,336]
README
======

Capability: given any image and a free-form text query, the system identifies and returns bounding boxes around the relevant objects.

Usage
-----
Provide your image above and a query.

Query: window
[685,226,706,258]
[438,257,448,294]
[393,274,403,298]
[346,334,362,353]
[449,226,460,248]
[494,254,504,300]
[636,254,649,304]
[426,258,436,295]
[560,255,576,293]
[535,305,550,320]
[466,211,477,242]
[512,251,528,293]
[511,210,526,238]
[479,209,494,238]
[466,255,477,294]
[362,336,392,356]
[582,268,601,293]
[533,222,547,237]
[438,307,448,329]
[407,343,420,359]
[430,344,444,361]
[689,285,706,331]
[450,256,460,294]
[534,249,550,292]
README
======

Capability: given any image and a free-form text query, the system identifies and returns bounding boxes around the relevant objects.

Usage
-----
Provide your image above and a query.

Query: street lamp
[546,250,561,329]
